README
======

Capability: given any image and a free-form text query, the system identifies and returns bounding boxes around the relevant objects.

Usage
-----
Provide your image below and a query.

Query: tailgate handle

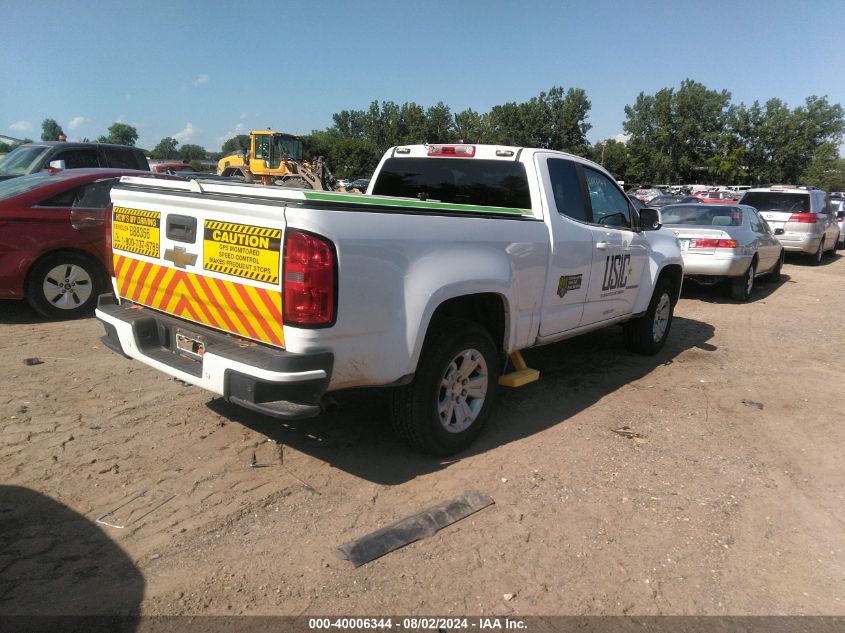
[166,215,197,243]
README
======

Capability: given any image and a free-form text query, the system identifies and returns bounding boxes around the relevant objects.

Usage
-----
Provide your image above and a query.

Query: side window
[38,187,81,207]
[54,149,100,169]
[102,148,140,170]
[547,158,588,222]
[583,167,631,227]
[73,179,116,208]
[254,136,269,160]
[751,209,770,234]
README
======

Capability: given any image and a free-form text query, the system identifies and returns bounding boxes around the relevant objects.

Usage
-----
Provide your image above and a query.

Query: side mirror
[836,211,845,220]
[639,207,662,231]
[48,159,66,171]
[774,228,785,235]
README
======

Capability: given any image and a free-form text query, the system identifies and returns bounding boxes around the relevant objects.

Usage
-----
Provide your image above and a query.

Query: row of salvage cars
[0,168,842,320]
[661,185,844,302]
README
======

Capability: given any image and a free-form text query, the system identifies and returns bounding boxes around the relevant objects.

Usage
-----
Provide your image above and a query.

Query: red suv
[0,168,176,318]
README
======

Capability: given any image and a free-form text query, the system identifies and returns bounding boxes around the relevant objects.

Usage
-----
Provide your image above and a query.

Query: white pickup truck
[96,144,683,455]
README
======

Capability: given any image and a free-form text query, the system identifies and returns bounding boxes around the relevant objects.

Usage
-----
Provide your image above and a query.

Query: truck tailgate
[110,180,286,348]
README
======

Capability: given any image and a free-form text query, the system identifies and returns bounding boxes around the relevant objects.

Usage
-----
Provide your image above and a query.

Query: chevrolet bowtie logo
[163,246,198,269]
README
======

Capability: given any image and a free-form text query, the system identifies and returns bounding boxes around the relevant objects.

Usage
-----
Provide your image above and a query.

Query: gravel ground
[1,254,844,620]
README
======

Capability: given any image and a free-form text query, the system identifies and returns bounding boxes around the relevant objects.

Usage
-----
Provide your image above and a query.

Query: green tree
[483,87,592,152]
[399,102,428,143]
[332,109,368,140]
[803,144,845,190]
[731,101,768,183]
[221,134,250,154]
[548,87,592,155]
[623,90,663,182]
[591,139,629,181]
[97,122,139,146]
[731,96,844,184]
[486,101,524,146]
[424,102,454,143]
[518,94,551,147]
[673,80,732,181]
[41,118,64,141]
[453,109,484,143]
[624,80,732,183]
[152,137,179,159]
[304,130,379,179]
[179,144,207,161]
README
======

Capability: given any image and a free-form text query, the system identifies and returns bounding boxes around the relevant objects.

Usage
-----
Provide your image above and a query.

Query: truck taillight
[427,144,476,157]
[104,203,114,275]
[283,229,336,327]
[689,238,738,248]
[788,213,816,223]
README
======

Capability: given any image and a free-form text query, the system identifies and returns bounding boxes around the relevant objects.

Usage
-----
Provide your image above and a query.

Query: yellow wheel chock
[498,350,540,387]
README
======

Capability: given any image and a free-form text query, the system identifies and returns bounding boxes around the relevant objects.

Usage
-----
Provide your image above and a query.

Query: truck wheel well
[658,264,683,305]
[427,293,507,357]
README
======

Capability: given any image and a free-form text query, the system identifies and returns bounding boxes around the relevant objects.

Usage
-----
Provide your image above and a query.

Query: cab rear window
[371,157,530,209]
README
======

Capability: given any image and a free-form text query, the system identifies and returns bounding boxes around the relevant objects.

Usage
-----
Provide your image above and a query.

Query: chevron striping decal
[194,273,240,334]
[113,254,284,347]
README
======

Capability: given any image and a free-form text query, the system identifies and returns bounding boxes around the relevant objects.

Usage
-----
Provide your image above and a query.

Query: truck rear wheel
[623,278,674,356]
[390,321,499,456]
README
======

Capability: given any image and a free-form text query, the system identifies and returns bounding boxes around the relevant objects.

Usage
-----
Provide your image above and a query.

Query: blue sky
[2,0,844,153]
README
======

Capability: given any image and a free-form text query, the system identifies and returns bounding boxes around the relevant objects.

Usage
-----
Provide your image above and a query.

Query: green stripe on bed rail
[302,191,533,216]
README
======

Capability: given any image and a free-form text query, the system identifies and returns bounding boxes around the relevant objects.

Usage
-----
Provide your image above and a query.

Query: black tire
[277,176,313,190]
[623,278,675,356]
[766,250,784,283]
[26,251,105,319]
[232,168,253,183]
[390,320,499,456]
[810,239,824,266]
[730,261,756,301]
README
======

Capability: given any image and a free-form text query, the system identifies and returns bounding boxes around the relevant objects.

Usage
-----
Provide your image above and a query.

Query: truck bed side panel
[281,205,550,390]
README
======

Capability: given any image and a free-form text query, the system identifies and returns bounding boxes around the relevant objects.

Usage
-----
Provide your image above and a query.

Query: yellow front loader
[217,130,334,190]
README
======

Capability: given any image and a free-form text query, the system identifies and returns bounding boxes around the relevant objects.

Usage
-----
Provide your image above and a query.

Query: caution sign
[112,207,161,258]
[203,221,281,284]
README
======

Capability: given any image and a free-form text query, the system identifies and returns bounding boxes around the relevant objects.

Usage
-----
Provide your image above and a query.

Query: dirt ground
[1,253,844,619]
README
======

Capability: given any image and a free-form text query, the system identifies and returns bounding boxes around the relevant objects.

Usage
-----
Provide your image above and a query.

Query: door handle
[595,241,611,250]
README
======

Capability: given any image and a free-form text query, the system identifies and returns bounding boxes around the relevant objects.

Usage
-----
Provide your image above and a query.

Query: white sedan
[660,203,784,301]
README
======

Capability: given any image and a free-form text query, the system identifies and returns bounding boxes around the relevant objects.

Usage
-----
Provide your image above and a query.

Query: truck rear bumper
[95,294,333,420]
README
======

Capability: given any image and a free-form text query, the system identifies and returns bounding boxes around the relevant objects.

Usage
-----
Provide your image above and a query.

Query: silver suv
[740,186,840,265]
